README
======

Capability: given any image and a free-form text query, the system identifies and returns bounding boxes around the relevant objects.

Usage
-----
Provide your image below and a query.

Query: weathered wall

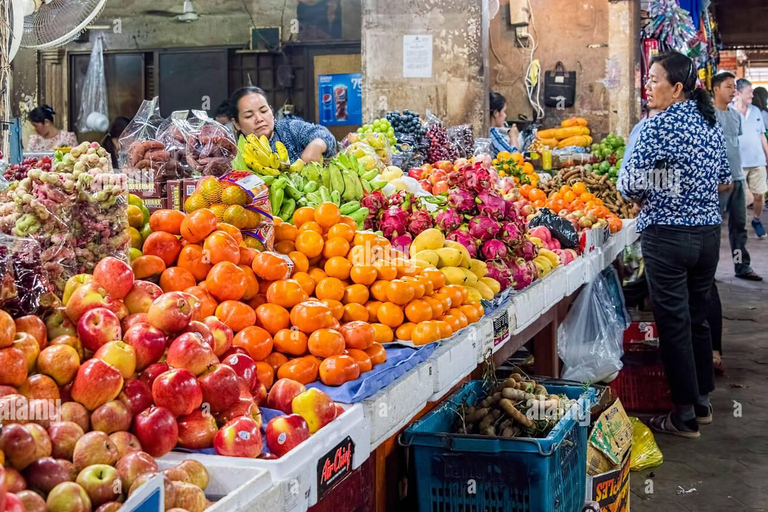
[490,0,638,138]
[361,0,489,134]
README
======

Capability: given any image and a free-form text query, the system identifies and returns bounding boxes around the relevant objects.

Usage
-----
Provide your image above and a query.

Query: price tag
[121,473,164,512]
[317,436,355,501]
[493,310,510,348]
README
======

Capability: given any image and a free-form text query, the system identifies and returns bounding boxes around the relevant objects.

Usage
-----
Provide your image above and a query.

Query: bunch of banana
[242,134,290,175]
[533,249,560,277]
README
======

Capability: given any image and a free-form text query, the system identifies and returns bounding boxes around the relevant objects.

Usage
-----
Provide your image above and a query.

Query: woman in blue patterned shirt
[618,51,732,439]
[229,87,337,163]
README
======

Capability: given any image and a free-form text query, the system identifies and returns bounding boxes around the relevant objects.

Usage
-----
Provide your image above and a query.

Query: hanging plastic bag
[171,110,238,177]
[119,98,166,194]
[629,417,663,471]
[0,234,59,317]
[558,264,625,383]
[75,37,109,134]
[447,124,475,159]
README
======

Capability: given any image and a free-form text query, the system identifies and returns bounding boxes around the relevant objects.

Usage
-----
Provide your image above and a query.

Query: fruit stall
[0,107,640,512]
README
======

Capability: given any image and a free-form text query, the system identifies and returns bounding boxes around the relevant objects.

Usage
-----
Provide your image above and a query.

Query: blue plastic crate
[402,381,594,512]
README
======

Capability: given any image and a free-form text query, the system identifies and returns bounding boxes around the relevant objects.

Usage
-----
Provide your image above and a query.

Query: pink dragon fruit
[380,207,409,238]
[505,200,522,222]
[481,240,508,260]
[485,259,514,291]
[447,188,476,212]
[435,209,463,231]
[446,229,479,258]
[500,221,521,241]
[407,209,435,236]
[387,190,409,207]
[468,215,501,242]
[527,260,540,281]
[476,191,507,220]
[509,258,535,290]
[361,190,388,214]
[514,238,538,261]
[391,233,413,254]
[463,165,494,194]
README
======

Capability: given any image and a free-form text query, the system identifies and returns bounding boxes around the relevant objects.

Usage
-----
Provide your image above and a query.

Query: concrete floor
[630,221,768,512]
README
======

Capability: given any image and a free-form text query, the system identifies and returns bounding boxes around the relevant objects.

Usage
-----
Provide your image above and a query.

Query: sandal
[649,412,700,439]
[696,404,713,425]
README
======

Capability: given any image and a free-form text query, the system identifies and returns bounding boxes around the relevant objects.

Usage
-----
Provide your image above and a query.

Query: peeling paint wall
[362,0,489,134]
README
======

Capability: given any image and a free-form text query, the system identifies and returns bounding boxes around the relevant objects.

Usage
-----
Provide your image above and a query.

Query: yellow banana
[257,167,280,177]
[539,248,560,268]
[275,141,290,163]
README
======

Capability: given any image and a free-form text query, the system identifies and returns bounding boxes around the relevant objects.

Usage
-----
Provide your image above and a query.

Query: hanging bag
[544,61,576,108]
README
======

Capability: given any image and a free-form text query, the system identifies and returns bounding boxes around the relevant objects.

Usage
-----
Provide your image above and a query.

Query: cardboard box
[166,180,183,212]
[181,178,200,204]
[585,398,632,512]
[143,197,167,214]
[586,451,630,512]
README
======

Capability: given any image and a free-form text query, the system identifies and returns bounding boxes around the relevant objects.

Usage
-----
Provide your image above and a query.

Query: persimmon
[289,301,335,334]
[215,301,256,332]
[215,224,244,246]
[206,262,247,301]
[308,328,345,358]
[365,343,387,365]
[143,232,182,266]
[370,323,394,344]
[239,265,260,301]
[266,280,308,309]
[184,286,218,318]
[177,244,212,281]
[377,302,404,329]
[292,272,316,296]
[203,231,240,265]
[149,209,185,235]
[273,329,309,356]
[319,355,359,386]
[345,349,372,373]
[159,267,196,293]
[339,321,374,350]
[252,252,290,281]
[180,209,217,243]
[248,294,268,310]
[238,247,258,267]
[131,255,166,280]
[277,357,318,385]
[233,326,273,361]
[288,251,309,274]
[255,304,290,335]
[263,352,289,373]
[342,303,369,323]
[254,361,275,389]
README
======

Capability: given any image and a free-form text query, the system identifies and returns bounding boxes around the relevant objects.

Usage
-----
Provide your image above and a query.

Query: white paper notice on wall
[403,35,433,78]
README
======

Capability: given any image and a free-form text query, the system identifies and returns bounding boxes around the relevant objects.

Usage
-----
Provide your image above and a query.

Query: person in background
[752,86,768,133]
[489,92,520,155]
[619,108,660,175]
[229,86,336,163]
[732,79,768,238]
[102,116,132,169]
[214,102,231,125]
[26,105,78,152]
[618,51,732,439]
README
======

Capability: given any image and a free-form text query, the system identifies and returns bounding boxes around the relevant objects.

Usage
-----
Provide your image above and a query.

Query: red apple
[77,308,121,353]
[71,359,124,411]
[63,274,94,306]
[72,431,119,471]
[23,422,52,459]
[152,369,203,417]
[181,292,204,323]
[115,451,158,491]
[166,332,218,376]
[109,431,142,459]
[265,414,310,457]
[95,502,122,512]
[18,374,60,401]
[202,316,233,356]
[148,292,193,334]
[177,459,209,490]
[163,466,191,483]
[48,421,85,460]
[26,397,60,429]
[124,281,163,315]
[132,406,178,457]
[222,346,249,359]
[48,334,84,360]
[181,321,214,348]
[129,472,177,510]
[93,257,135,300]
[12,332,40,373]
[215,396,262,428]
[252,382,268,406]
[5,493,25,512]
[14,316,47,351]
[118,378,153,416]
[76,463,120,506]
[23,457,72,495]
[0,423,37,470]
[139,362,169,389]
[37,345,80,386]
[172,481,207,512]
[0,393,28,426]
[5,467,26,492]
[267,378,306,414]
[46,481,92,512]
[17,490,46,512]
[45,307,77,340]
[291,388,337,434]
[60,402,90,432]
[93,341,136,379]
[66,282,116,324]
[177,409,218,450]
[90,400,132,434]
[113,301,129,321]
[123,324,165,372]
[0,347,28,387]
[121,312,150,332]
[197,364,239,413]
[222,353,258,393]
[214,416,262,458]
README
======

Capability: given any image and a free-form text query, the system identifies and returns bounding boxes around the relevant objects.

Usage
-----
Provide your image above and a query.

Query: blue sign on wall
[318,73,362,127]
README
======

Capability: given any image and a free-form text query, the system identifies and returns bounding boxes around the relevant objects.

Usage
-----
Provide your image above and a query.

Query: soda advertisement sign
[318,73,362,126]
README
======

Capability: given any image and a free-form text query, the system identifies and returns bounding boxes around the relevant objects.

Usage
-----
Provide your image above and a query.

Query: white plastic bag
[558,264,624,383]
[76,37,109,133]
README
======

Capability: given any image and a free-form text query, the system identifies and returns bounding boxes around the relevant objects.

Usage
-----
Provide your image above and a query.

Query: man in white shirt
[733,79,768,238]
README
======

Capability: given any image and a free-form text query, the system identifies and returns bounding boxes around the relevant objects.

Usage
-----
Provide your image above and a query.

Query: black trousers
[641,224,719,406]
[707,283,723,355]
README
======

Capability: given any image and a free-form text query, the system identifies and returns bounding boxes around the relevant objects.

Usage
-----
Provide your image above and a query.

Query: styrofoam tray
[160,404,369,512]
[427,326,479,402]
[364,362,434,450]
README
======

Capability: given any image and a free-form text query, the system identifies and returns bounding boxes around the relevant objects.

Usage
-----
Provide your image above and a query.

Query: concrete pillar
[607,0,641,137]
[362,0,489,135]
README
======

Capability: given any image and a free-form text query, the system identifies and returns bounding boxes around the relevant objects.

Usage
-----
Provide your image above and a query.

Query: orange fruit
[339,321,375,350]
[215,301,256,332]
[460,304,481,324]
[275,240,296,255]
[233,326,273,361]
[415,275,434,296]
[289,301,335,333]
[377,302,404,328]
[441,314,462,333]
[314,202,341,229]
[255,303,290,335]
[395,322,415,341]
[292,272,316,296]
[298,221,323,234]
[325,256,352,280]
[433,292,453,312]
[327,223,355,243]
[370,280,390,302]
[405,299,432,323]
[263,352,289,373]
[353,232,377,247]
[343,284,370,305]
[159,267,196,293]
[315,277,345,301]
[338,215,358,230]
[275,223,298,242]
[365,301,382,323]
[345,349,373,373]
[423,297,444,319]
[206,261,247,301]
[292,207,316,227]
[440,286,464,309]
[252,252,291,281]
[402,277,425,299]
[320,299,344,321]
[365,343,387,365]
[347,245,369,266]
[319,355,360,386]
[323,237,350,259]
[272,328,309,356]
[422,269,446,290]
[308,328,345,358]
[386,280,415,305]
[295,230,324,258]
[288,251,309,274]
[342,303,369,323]
[412,321,442,345]
[448,309,469,328]
[434,320,453,338]
[308,268,327,283]
[371,323,394,344]
[277,357,319,385]
[266,280,309,309]
[350,266,378,286]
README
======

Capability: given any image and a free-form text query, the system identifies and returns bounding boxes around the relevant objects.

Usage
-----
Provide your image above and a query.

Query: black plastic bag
[528,208,579,249]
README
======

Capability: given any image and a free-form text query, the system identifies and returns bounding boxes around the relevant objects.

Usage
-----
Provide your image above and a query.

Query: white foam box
[428,326,480,402]
[510,290,531,329]
[156,458,280,512]
[544,267,567,307]
[514,282,545,334]
[565,257,587,296]
[476,316,495,363]
[364,361,434,450]
[160,403,369,512]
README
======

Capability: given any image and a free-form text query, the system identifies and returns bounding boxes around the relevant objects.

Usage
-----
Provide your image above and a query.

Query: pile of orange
[519,182,623,233]
[134,202,484,389]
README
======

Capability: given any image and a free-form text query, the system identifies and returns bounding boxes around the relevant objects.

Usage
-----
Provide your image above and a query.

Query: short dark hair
[711,71,735,90]
[753,87,768,112]
[29,105,55,124]
[228,87,269,122]
[489,91,506,117]
[215,102,231,119]
[736,78,752,92]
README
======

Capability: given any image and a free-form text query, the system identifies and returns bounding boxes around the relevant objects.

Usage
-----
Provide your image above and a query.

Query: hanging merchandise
[75,37,109,133]
[543,61,576,109]
[645,0,698,53]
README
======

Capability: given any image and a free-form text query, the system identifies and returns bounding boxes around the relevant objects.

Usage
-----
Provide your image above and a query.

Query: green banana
[329,165,345,194]
[331,190,341,206]
[319,186,332,203]
[320,167,331,190]
[306,192,321,206]
[270,188,284,214]
[352,172,365,198]
[371,180,387,190]
[261,175,276,185]
[340,201,361,215]
[271,177,287,191]
[279,198,296,221]
[304,181,319,193]
[361,169,379,182]
[341,171,358,202]
[361,179,372,194]
[285,182,302,201]
[297,197,308,206]
[348,207,369,227]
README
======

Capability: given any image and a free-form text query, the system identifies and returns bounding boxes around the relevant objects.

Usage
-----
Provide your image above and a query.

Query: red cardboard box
[143,197,167,214]
[182,178,199,205]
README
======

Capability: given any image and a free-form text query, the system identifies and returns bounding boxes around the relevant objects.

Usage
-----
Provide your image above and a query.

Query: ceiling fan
[143,0,200,23]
